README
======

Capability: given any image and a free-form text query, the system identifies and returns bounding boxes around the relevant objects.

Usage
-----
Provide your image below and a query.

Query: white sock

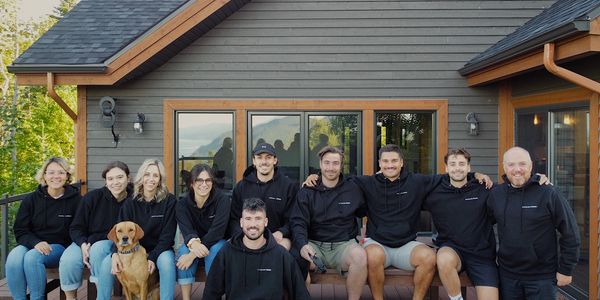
[449,294,463,300]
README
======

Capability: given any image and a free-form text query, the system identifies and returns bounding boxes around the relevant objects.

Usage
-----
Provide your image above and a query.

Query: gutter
[46,72,77,122]
[8,64,106,73]
[459,21,589,76]
[543,42,600,94]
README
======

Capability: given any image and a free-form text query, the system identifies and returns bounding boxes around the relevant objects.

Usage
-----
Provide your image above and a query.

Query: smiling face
[193,170,213,199]
[320,152,342,182]
[378,151,403,180]
[503,148,533,188]
[105,167,128,198]
[240,209,268,241]
[142,164,161,196]
[252,153,277,177]
[44,162,68,190]
[445,154,471,184]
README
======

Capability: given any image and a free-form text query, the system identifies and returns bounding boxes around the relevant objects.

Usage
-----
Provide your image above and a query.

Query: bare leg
[64,290,77,300]
[476,286,499,300]
[366,244,386,300]
[181,284,192,300]
[342,245,368,300]
[436,247,461,297]
[410,245,436,300]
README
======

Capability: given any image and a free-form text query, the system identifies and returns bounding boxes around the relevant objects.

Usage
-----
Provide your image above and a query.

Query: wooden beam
[76,86,87,193]
[13,0,231,86]
[497,81,513,180]
[466,34,600,87]
[590,92,599,300]
[46,72,77,121]
[362,110,374,175]
[235,109,247,183]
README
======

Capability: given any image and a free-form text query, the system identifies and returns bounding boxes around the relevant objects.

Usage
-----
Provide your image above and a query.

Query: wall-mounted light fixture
[466,112,479,136]
[134,112,145,134]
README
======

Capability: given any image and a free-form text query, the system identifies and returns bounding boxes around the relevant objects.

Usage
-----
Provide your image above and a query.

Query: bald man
[487,147,580,300]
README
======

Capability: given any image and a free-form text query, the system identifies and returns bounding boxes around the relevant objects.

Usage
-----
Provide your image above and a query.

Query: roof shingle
[13,0,189,66]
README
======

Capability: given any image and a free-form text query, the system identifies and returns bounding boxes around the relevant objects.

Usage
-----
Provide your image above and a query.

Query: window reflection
[177,113,234,195]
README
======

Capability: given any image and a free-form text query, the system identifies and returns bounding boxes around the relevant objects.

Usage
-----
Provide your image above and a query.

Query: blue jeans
[59,243,84,291]
[96,249,176,300]
[177,240,226,285]
[6,244,65,300]
[59,240,115,291]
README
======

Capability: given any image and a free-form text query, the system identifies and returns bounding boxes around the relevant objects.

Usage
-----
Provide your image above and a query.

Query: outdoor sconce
[134,112,145,134]
[466,112,479,136]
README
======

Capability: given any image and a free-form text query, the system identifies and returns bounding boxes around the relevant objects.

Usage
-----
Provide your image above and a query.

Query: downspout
[543,43,600,94]
[47,72,77,121]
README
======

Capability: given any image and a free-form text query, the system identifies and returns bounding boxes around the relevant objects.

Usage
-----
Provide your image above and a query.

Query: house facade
[9,0,599,298]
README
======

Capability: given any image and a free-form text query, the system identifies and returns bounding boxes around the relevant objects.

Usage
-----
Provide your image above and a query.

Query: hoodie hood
[242,165,284,184]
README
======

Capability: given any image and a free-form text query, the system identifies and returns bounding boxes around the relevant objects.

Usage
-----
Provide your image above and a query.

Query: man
[488,147,580,300]
[423,149,498,300]
[291,146,367,300]
[204,198,310,299]
[229,142,298,250]
[354,144,442,300]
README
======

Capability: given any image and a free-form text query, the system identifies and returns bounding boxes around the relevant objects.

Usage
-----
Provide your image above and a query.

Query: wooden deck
[43,281,477,299]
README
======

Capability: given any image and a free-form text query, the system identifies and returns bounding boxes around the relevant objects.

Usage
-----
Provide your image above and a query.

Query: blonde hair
[133,158,169,202]
[34,157,73,186]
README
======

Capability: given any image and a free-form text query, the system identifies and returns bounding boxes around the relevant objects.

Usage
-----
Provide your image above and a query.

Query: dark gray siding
[86,0,555,188]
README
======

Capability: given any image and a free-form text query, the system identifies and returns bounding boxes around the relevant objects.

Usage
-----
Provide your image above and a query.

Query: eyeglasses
[194,178,213,185]
[45,170,67,176]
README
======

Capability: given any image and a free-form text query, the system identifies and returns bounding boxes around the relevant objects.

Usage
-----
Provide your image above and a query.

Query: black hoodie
[229,166,299,237]
[423,175,495,258]
[203,230,310,300]
[291,175,365,248]
[487,175,580,280]
[119,193,177,263]
[14,184,81,248]
[353,169,442,248]
[176,188,230,248]
[70,186,131,246]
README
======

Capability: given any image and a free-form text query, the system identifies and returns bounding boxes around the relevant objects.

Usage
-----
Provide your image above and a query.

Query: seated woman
[6,157,81,300]
[110,158,177,300]
[59,161,132,300]
[176,164,230,300]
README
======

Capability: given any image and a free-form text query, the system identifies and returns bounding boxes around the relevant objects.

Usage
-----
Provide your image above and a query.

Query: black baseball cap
[253,142,276,156]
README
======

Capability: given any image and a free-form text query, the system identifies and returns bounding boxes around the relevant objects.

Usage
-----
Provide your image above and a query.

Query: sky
[17,0,62,22]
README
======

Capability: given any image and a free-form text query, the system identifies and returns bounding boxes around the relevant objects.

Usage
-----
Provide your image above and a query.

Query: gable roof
[459,0,600,76]
[9,0,250,85]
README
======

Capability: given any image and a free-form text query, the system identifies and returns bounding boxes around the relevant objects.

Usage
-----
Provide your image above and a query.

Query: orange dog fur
[108,221,159,300]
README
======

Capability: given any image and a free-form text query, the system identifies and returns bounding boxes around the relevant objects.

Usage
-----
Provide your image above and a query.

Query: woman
[111,158,177,299]
[6,157,81,300]
[176,164,230,300]
[58,161,131,300]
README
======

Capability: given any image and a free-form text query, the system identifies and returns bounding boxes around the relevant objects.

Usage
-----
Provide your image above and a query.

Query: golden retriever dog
[108,221,159,300]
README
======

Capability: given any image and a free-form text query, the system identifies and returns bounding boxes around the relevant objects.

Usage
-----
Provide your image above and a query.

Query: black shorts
[440,243,499,288]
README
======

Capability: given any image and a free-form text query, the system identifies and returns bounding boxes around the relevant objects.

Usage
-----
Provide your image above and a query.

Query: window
[176,112,234,196]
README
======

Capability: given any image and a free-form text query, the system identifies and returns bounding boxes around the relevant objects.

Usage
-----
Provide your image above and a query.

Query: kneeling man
[291,146,367,300]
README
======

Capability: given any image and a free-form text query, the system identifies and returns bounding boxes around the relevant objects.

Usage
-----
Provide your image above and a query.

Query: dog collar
[118,244,140,254]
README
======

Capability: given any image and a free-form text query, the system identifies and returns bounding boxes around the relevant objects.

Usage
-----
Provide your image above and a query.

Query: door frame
[499,85,599,299]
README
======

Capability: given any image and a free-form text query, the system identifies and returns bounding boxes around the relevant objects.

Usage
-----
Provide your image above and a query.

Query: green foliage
[0,0,79,276]
[0,0,78,197]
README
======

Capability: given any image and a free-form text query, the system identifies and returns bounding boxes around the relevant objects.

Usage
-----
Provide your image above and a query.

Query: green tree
[0,0,79,275]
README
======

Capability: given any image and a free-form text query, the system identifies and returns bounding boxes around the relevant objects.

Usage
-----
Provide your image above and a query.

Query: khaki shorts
[363,238,423,271]
[309,239,358,274]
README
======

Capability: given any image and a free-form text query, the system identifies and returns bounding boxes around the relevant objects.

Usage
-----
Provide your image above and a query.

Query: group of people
[6,141,580,300]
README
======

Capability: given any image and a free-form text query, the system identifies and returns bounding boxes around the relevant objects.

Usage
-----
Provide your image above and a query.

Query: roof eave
[459,21,589,76]
[7,64,107,74]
